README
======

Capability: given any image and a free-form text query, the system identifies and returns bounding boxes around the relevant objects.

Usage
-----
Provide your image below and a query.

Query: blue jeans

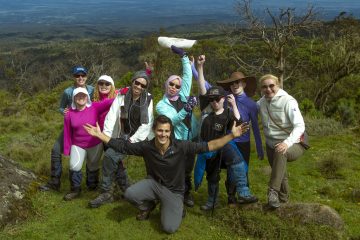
[196,141,252,202]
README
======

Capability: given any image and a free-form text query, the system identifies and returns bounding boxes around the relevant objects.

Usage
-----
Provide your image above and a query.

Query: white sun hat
[98,75,114,86]
[158,36,197,49]
[71,87,92,109]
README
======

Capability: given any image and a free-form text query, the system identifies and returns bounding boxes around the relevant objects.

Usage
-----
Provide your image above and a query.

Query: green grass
[1,132,359,239]
[0,88,359,239]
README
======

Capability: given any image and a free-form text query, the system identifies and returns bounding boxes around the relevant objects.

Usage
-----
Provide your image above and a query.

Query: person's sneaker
[268,189,280,208]
[238,195,258,204]
[200,202,218,211]
[38,182,60,192]
[63,191,81,201]
[184,192,194,208]
[136,204,156,221]
[88,192,114,208]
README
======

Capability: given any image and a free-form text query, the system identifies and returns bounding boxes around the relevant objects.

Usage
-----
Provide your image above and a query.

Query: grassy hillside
[0,85,359,239]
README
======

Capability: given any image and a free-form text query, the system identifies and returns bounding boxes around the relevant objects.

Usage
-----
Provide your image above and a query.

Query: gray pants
[266,143,304,201]
[100,147,129,192]
[124,178,184,234]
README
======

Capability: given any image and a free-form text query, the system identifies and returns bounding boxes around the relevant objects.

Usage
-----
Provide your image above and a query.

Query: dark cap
[72,66,88,75]
[205,86,226,98]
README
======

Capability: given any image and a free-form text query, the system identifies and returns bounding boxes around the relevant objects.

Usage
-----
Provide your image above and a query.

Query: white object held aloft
[158,36,197,49]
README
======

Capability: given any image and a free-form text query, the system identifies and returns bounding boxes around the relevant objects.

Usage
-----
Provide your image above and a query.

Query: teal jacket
[156,56,199,140]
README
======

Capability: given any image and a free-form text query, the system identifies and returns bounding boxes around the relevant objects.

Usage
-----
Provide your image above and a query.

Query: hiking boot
[39,182,60,192]
[227,193,237,208]
[63,190,81,201]
[88,192,114,208]
[136,204,156,221]
[200,202,218,211]
[238,195,258,204]
[268,189,280,208]
[184,192,194,208]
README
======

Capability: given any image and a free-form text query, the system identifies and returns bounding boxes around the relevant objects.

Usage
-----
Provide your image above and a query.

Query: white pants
[69,144,103,172]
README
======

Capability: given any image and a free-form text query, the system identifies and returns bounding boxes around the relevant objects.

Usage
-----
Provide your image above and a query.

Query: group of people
[39,45,307,234]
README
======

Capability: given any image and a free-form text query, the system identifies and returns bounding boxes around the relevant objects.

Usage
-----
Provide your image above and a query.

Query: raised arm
[196,55,207,96]
[227,94,241,120]
[191,55,212,91]
[179,55,192,97]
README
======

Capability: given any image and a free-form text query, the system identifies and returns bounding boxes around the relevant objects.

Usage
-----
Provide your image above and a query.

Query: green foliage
[334,98,357,126]
[304,115,345,136]
[299,98,317,116]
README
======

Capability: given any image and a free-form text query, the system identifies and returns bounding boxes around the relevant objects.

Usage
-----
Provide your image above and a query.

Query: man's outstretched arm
[207,122,249,151]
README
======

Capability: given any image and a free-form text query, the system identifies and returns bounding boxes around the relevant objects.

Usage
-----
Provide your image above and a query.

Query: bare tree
[228,0,320,88]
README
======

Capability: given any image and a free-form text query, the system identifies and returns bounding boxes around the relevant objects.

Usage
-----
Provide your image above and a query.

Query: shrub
[316,152,344,179]
[335,98,357,127]
[304,115,345,136]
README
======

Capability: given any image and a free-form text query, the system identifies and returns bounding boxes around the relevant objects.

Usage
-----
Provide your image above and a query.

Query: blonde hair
[93,84,116,102]
[259,74,279,85]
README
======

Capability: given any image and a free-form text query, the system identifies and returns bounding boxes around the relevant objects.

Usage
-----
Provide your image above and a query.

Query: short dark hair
[153,115,173,132]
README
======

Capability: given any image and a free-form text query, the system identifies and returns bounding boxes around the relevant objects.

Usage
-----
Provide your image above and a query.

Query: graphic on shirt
[214,123,224,132]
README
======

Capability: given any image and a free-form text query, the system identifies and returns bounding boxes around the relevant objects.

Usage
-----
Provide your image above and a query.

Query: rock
[274,203,344,230]
[0,155,37,229]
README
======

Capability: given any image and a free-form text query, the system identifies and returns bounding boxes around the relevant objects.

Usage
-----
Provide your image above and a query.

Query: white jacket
[257,89,305,148]
[103,92,154,142]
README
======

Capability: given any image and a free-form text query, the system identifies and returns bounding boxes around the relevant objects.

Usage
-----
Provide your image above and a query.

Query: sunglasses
[74,74,86,78]
[208,96,223,102]
[98,81,111,87]
[169,82,181,90]
[261,84,276,89]
[134,80,147,89]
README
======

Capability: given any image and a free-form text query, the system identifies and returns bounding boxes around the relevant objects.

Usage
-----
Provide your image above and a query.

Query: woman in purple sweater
[63,87,114,201]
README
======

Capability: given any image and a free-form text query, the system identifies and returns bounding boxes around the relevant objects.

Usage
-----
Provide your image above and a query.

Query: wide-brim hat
[217,72,257,97]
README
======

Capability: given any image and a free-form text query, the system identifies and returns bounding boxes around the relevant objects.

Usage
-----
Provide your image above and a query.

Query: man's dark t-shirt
[108,138,208,194]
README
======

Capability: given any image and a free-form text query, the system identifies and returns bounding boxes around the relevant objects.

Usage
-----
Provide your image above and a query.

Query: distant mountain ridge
[0,0,359,32]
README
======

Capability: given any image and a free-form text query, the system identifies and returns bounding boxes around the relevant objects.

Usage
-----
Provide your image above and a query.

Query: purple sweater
[233,92,263,157]
[63,99,114,156]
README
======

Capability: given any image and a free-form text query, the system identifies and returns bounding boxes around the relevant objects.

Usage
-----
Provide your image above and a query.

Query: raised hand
[171,45,186,57]
[227,94,236,107]
[197,55,205,67]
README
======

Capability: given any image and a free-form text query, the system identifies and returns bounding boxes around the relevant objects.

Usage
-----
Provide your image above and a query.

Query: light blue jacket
[156,56,199,140]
